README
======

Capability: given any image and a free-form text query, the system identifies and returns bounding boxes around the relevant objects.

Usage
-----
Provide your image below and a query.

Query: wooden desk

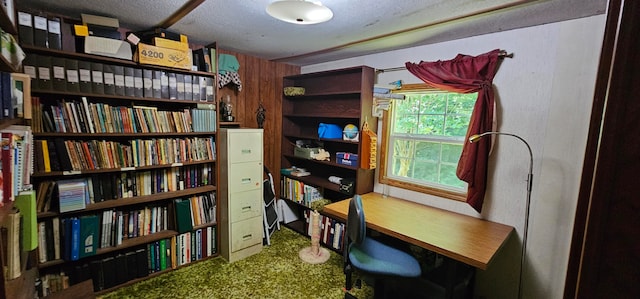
[322,192,513,270]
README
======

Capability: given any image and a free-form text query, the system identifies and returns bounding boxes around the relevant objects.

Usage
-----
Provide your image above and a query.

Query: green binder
[174,199,193,233]
[14,191,37,251]
[79,214,99,258]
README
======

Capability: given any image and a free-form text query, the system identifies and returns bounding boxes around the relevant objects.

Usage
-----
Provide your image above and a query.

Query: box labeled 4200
[135,43,192,70]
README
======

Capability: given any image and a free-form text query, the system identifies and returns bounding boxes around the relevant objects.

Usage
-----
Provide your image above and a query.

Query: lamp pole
[469,131,533,299]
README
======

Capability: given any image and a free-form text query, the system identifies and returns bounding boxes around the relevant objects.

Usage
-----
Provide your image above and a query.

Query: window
[379,84,477,201]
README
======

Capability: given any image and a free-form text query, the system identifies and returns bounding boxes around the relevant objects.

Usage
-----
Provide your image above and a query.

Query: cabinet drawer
[229,189,262,222]
[228,162,263,192]
[230,217,263,252]
[228,131,263,163]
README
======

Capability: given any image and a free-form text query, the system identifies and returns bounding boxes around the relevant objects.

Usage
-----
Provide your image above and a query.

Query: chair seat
[349,237,421,278]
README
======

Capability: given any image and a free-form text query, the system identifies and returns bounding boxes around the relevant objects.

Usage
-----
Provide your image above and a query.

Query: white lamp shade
[266,0,333,25]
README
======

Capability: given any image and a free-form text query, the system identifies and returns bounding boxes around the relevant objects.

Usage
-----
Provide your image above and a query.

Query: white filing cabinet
[219,128,264,262]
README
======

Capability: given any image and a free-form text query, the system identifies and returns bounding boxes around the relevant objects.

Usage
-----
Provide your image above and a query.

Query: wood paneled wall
[217,49,300,192]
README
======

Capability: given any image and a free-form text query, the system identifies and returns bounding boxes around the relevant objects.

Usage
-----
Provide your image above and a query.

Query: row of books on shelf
[1,125,34,204]
[33,136,216,172]
[23,54,216,101]
[281,176,324,207]
[303,209,345,251]
[37,192,216,263]
[33,97,216,134]
[36,165,214,213]
[38,226,217,296]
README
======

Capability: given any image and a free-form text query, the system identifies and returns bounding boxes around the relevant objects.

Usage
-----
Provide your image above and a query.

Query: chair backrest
[347,195,366,245]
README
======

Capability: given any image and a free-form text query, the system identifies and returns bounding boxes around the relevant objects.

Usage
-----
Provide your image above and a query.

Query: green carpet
[99,226,374,299]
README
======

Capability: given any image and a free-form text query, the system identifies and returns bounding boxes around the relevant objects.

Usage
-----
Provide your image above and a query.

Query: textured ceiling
[19,0,607,66]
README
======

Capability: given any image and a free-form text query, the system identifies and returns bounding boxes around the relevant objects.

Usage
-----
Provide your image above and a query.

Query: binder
[176,73,185,100]
[14,191,38,251]
[51,57,67,91]
[1,72,12,118]
[113,65,125,96]
[18,11,35,46]
[65,59,80,92]
[192,75,201,101]
[143,69,153,98]
[33,15,48,48]
[47,17,63,50]
[103,64,115,95]
[91,62,105,94]
[184,74,193,101]
[133,68,144,97]
[22,53,38,82]
[174,199,193,233]
[168,72,177,99]
[78,60,92,93]
[152,70,162,98]
[124,67,135,96]
[36,55,53,90]
[205,77,214,102]
[160,71,169,99]
[198,76,207,101]
[79,215,99,258]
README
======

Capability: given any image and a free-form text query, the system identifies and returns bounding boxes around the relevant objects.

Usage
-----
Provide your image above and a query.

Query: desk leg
[441,257,475,299]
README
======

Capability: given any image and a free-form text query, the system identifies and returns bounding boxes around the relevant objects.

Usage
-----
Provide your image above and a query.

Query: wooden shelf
[37,185,216,218]
[31,88,217,105]
[31,159,216,178]
[22,45,215,77]
[34,131,217,138]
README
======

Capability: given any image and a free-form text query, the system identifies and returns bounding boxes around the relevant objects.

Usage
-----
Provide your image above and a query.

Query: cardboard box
[154,37,189,51]
[135,42,191,70]
[338,158,358,167]
[82,36,132,60]
[336,152,358,161]
[294,147,320,159]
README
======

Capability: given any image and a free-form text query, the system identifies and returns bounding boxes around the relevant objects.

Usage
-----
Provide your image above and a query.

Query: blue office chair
[343,195,422,299]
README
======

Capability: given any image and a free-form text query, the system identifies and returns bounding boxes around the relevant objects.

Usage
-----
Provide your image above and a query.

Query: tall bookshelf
[0,2,36,299]
[279,66,376,252]
[22,42,220,297]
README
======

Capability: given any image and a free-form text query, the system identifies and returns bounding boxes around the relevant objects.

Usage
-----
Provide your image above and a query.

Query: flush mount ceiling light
[266,0,333,25]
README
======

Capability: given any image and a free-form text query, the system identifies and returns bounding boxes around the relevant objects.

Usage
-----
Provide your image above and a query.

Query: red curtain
[405,49,502,213]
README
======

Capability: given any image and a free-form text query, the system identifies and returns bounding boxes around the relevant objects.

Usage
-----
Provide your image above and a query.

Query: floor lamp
[469,132,533,299]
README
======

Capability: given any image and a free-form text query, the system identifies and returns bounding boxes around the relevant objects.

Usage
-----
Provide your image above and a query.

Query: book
[1,132,14,203]
[4,208,21,279]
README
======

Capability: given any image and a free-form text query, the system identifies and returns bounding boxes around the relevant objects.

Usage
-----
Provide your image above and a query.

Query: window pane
[419,93,446,114]
[383,88,476,196]
[418,115,445,135]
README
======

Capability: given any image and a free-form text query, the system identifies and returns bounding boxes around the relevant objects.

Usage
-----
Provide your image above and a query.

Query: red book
[1,132,13,203]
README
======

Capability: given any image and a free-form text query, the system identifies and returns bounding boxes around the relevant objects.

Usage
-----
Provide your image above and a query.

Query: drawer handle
[242,206,252,211]
[242,149,252,154]
[242,234,253,240]
[241,178,251,184]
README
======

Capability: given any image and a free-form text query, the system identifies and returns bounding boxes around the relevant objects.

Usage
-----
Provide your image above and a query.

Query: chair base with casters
[343,195,422,299]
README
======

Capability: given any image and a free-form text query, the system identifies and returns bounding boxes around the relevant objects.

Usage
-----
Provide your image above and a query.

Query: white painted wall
[303,15,606,299]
